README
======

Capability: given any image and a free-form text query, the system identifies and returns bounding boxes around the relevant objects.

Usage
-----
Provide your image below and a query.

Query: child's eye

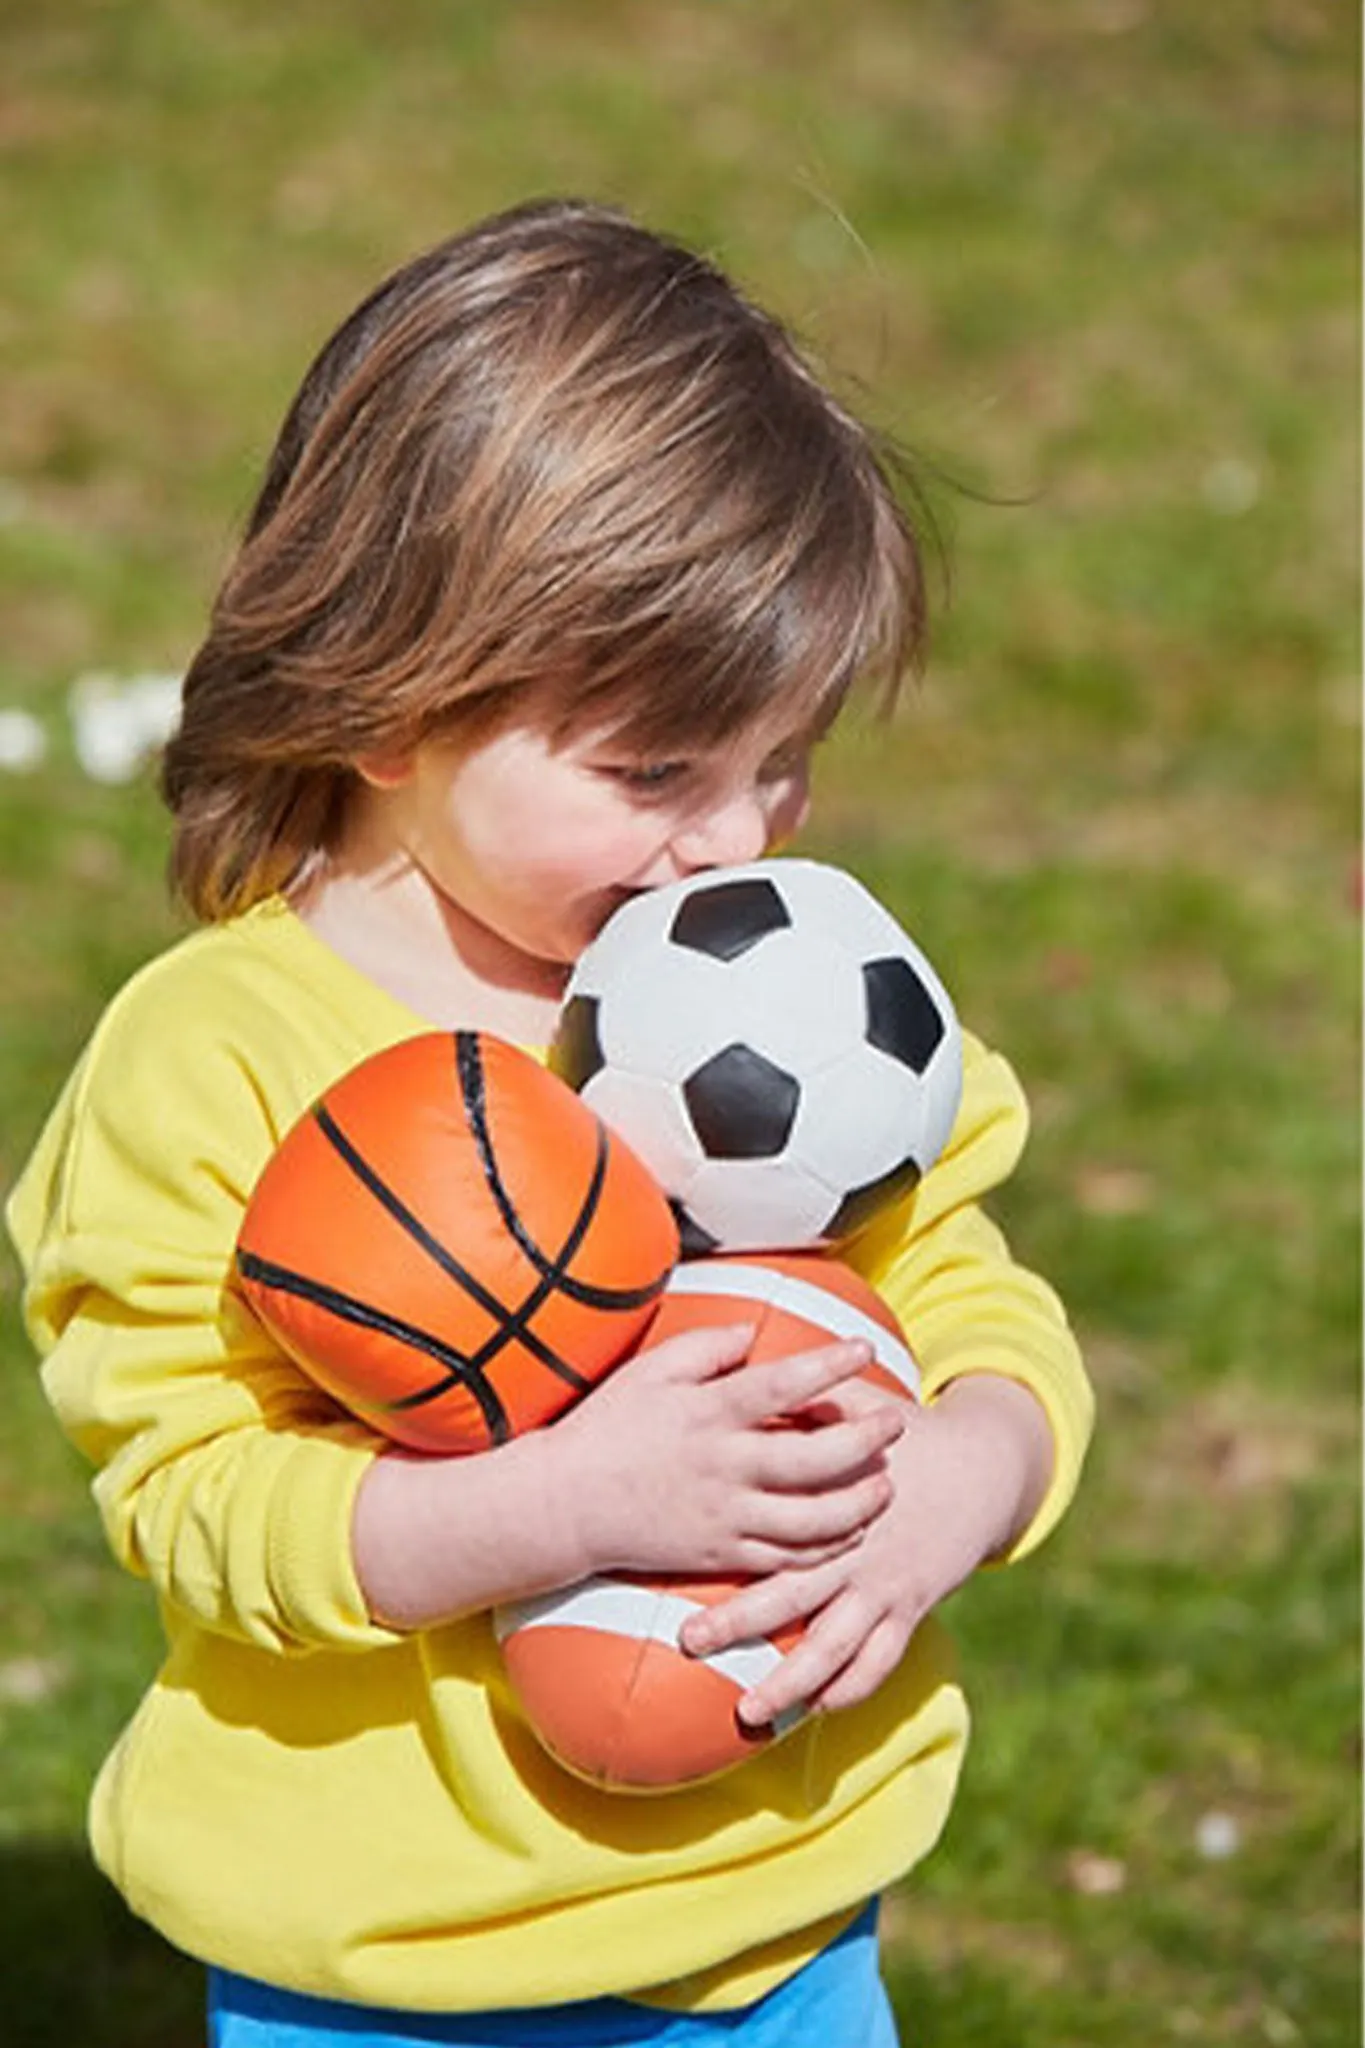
[604,761,691,794]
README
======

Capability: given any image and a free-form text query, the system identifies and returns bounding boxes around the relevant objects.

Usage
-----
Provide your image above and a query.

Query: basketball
[495,1251,917,1790]
[236,1030,680,1453]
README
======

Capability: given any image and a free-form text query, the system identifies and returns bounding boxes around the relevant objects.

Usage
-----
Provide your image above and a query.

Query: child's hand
[553,1323,906,1580]
[677,1373,1054,1727]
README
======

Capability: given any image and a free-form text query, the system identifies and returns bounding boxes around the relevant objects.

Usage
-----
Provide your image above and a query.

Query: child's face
[362,711,814,973]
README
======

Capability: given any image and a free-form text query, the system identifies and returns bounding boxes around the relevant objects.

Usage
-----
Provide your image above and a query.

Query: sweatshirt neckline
[238,896,548,1056]
[242,895,436,1035]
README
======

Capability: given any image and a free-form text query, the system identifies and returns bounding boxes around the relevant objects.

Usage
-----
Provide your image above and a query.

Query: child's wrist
[516,1420,606,1586]
[352,1427,605,1629]
[928,1373,1054,1555]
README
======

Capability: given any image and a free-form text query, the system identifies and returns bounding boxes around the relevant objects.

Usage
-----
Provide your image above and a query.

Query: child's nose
[671,787,771,871]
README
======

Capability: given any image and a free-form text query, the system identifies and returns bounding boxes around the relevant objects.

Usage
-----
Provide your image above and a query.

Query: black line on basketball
[312,1102,592,1399]
[381,1041,668,1419]
[387,1047,614,1410]
[452,1103,608,1369]
[259,1039,673,1434]
[236,1247,510,1443]
[315,1105,510,1326]
[319,1079,641,1401]
[453,1033,670,1311]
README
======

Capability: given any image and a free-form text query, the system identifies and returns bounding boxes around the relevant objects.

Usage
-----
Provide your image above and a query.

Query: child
[5,199,1093,2046]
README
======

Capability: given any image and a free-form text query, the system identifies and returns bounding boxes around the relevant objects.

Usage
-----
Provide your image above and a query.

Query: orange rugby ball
[495,1251,917,1790]
[236,1030,679,1453]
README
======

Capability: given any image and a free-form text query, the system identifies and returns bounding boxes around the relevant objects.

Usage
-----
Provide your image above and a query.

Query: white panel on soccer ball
[766,859,912,962]
[594,943,736,1084]
[570,888,677,997]
[778,862,959,1033]
[917,1035,965,1164]
[580,1067,702,1199]
[717,927,867,1074]
[788,1047,931,1194]
[684,1155,837,1252]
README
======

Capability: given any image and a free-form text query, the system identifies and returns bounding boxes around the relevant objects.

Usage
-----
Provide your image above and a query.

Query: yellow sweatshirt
[5,898,1093,2014]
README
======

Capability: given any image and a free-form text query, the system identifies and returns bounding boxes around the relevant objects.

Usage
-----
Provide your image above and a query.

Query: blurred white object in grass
[1064,1848,1128,1894]
[69,669,183,783]
[0,707,48,772]
[1194,1810,1241,1860]
[0,1655,68,1705]
[1201,457,1261,515]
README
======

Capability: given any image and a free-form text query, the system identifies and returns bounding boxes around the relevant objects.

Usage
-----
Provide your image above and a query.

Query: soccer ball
[550,858,962,1253]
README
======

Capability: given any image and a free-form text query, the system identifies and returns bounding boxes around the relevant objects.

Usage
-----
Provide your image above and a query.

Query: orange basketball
[495,1251,917,1790]
[236,1031,680,1453]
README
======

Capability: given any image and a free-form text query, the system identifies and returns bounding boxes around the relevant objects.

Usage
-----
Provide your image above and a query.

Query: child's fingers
[680,1563,839,1658]
[734,1591,885,1729]
[791,1378,913,1427]
[747,1404,904,1490]
[636,1322,757,1381]
[809,1618,909,1714]
[717,1525,879,1576]
[725,1338,877,1423]
[742,1466,893,1549]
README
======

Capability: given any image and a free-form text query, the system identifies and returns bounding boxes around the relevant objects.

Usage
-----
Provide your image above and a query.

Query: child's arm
[679,1032,1094,1725]
[8,971,904,1650]
[679,1369,1053,1726]
[351,1323,905,1631]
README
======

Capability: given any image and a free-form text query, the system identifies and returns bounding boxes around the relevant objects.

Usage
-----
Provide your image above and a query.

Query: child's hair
[162,197,932,921]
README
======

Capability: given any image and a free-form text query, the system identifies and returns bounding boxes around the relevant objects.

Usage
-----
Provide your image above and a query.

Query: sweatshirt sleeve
[4,972,399,1656]
[846,1030,1094,1560]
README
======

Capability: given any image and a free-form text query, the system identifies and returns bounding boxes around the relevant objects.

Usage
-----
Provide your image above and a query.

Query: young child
[5,199,1093,2046]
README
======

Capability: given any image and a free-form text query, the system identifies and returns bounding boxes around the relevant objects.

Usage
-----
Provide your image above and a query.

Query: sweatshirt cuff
[264,1428,406,1651]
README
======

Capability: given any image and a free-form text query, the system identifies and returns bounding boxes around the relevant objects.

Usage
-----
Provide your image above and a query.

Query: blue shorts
[207,1900,898,2047]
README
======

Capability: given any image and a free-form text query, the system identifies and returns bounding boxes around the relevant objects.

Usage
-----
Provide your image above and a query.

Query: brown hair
[162,197,931,920]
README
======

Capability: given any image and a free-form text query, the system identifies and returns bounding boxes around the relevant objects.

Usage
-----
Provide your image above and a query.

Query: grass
[0,2,1358,2043]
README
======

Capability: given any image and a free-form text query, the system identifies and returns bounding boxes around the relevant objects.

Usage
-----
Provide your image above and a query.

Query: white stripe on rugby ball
[495,1577,805,1737]
[663,1261,920,1399]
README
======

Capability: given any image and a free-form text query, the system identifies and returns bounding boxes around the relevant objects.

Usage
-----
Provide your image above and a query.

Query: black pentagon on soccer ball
[548,994,605,1091]
[826,1156,923,1242]
[670,1199,721,1259]
[669,876,791,962]
[862,957,945,1075]
[682,1043,800,1159]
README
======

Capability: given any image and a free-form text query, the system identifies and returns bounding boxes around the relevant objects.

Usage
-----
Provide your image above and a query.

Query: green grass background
[0,3,1357,2043]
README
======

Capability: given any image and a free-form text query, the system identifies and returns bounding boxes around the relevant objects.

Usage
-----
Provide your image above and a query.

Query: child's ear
[354,749,415,790]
